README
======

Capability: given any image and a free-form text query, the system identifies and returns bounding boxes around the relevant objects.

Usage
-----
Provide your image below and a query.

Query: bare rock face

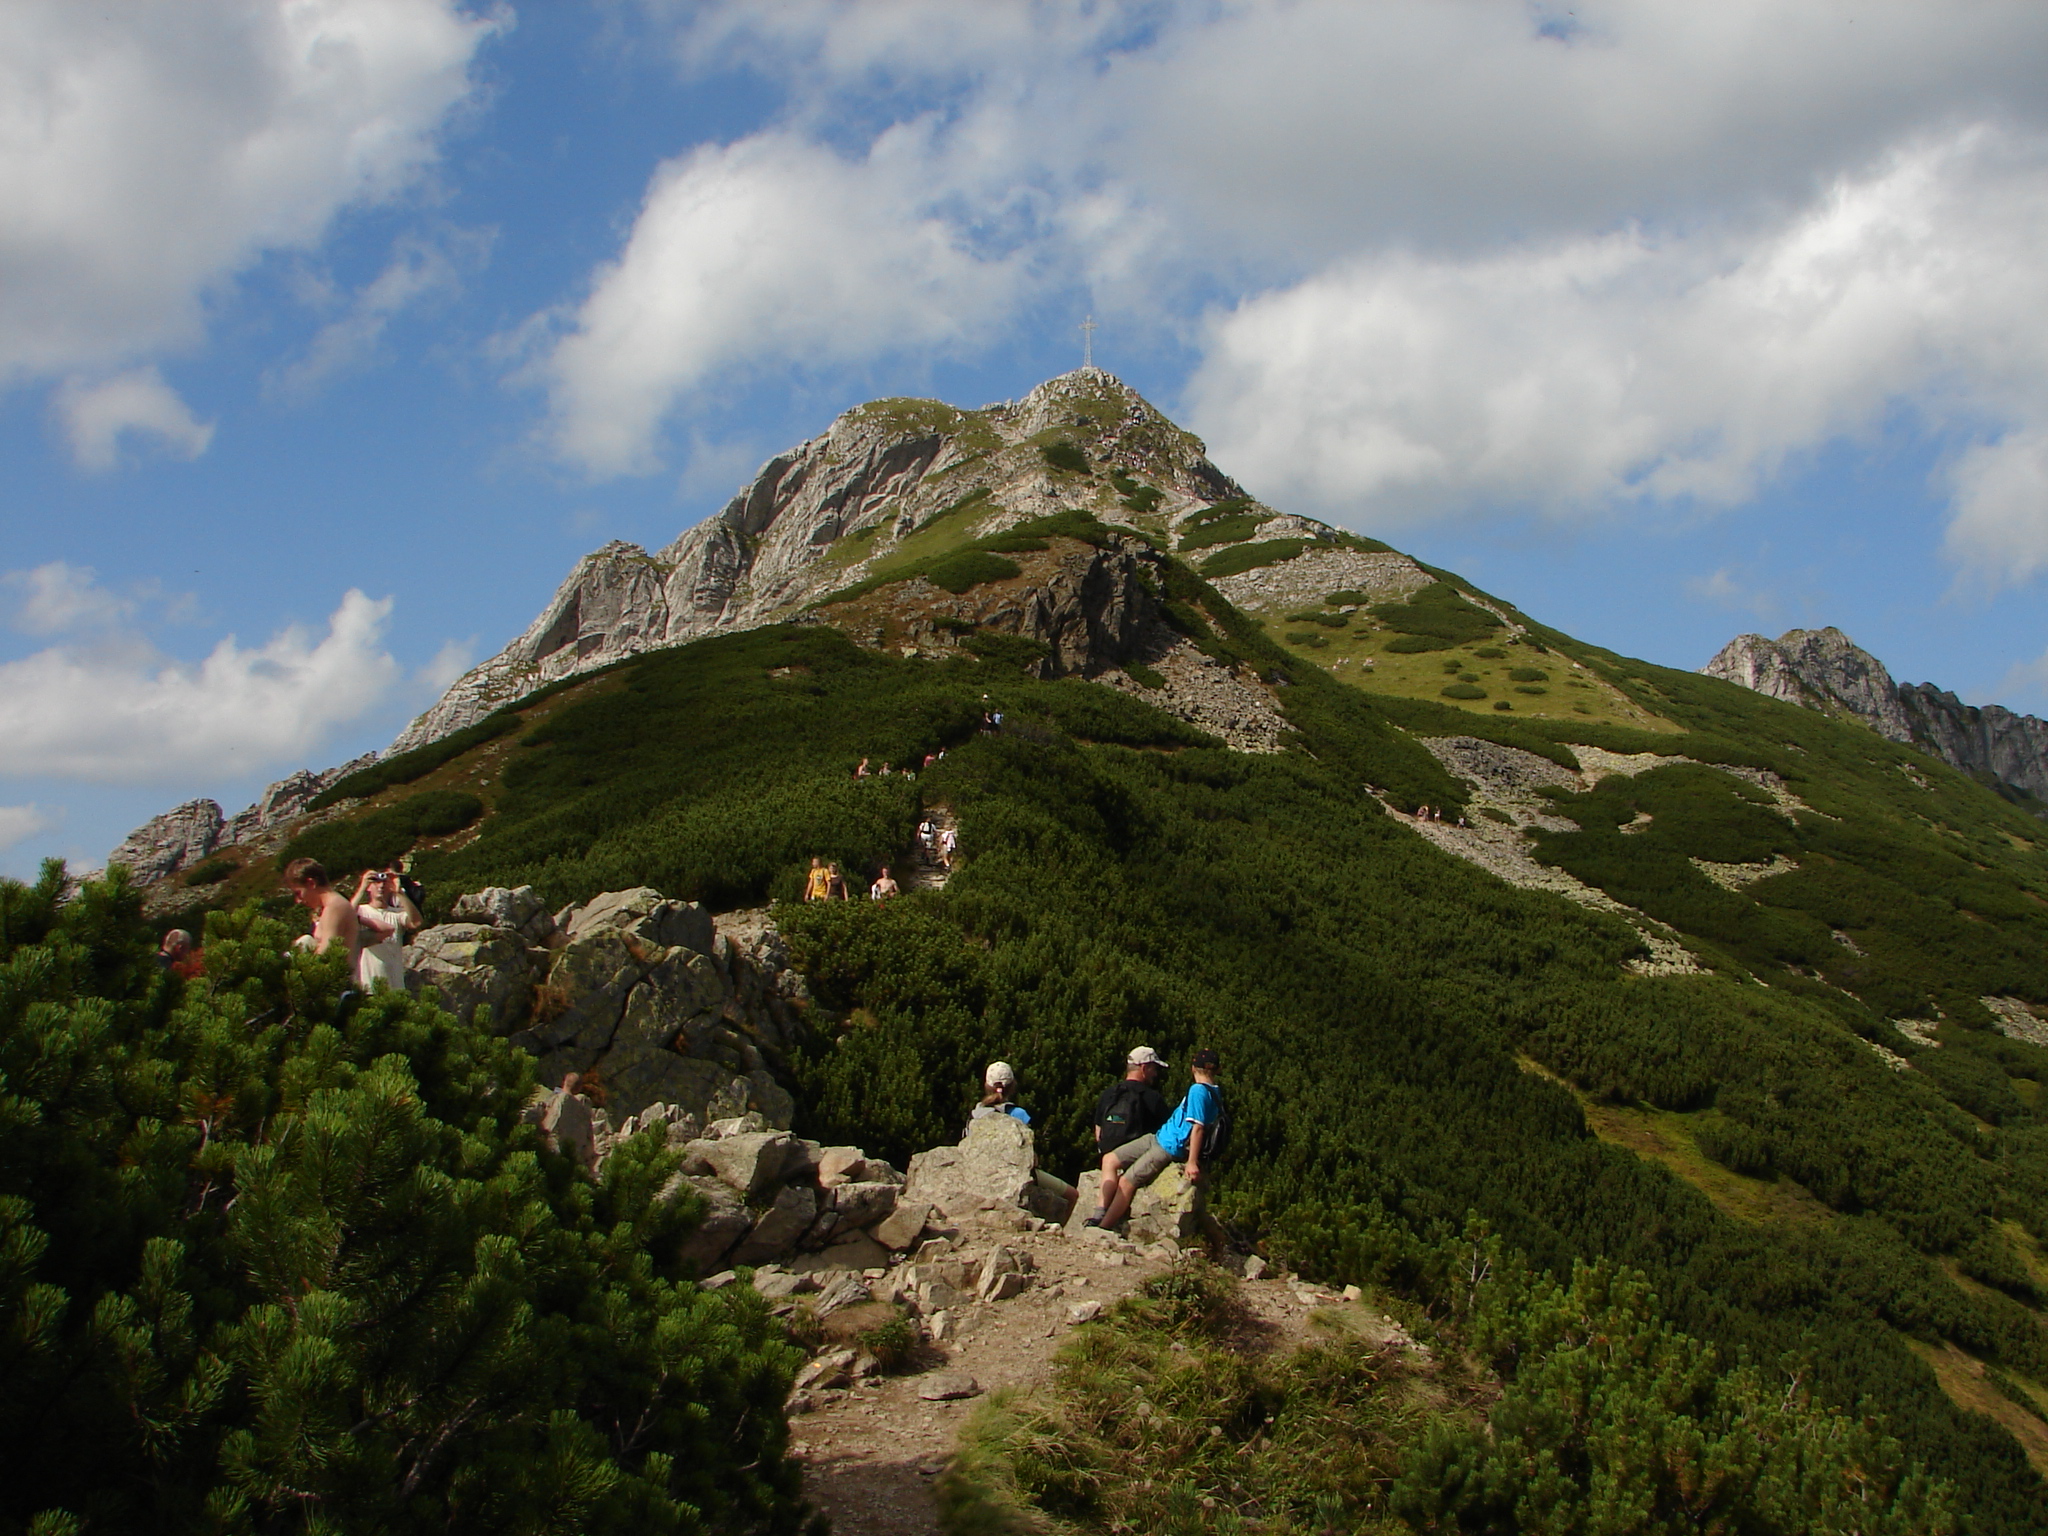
[107,751,378,889]
[1704,626,2048,812]
[388,369,1260,753]
[1897,685,2048,806]
[108,799,225,884]
[903,1115,1043,1220]
[1703,627,1915,741]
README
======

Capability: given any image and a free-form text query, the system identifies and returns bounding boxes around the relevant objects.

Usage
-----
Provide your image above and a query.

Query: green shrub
[1287,610,1349,628]
[1198,539,1308,579]
[0,873,807,1534]
[1441,658,1465,673]
[1493,699,1513,710]
[180,857,236,887]
[1286,632,1331,649]
[1481,806,1513,825]
[925,549,1021,593]
[309,711,523,810]
[1695,1112,1774,1176]
[1125,663,1165,690]
[1369,582,1505,646]
[1441,683,1486,700]
[1040,441,1089,474]
[281,789,485,878]
[1515,684,1548,695]
[1324,589,1371,606]
[856,1314,919,1372]
[1509,666,1549,683]
[1178,513,1266,550]
[962,632,1051,671]
[1384,633,1456,653]
[1475,647,1507,659]
[1109,471,1164,516]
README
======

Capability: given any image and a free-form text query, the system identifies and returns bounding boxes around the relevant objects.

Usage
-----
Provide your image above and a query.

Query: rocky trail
[904,807,957,893]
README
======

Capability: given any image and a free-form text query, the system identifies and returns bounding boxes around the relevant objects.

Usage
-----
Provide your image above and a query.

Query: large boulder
[903,1115,1040,1220]
[687,1131,799,1201]
[564,887,715,955]
[522,929,649,1075]
[451,885,556,945]
[671,1175,753,1276]
[732,1185,818,1267]
[1125,1162,1205,1246]
[409,923,539,1033]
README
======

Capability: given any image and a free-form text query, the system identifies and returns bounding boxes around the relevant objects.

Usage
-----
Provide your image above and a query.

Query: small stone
[925,1309,954,1343]
[1095,1251,1126,1267]
[697,1270,738,1291]
[1242,1255,1268,1281]
[981,1271,1030,1303]
[918,1372,981,1401]
[794,1349,858,1392]
[750,1267,813,1300]
[914,1237,957,1261]
[869,1201,933,1252]
[1342,1284,1365,1303]
[1067,1300,1104,1325]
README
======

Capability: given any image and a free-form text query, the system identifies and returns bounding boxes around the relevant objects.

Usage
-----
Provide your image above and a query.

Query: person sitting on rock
[1086,1046,1170,1225]
[869,866,900,901]
[804,856,832,902]
[971,1061,1031,1127]
[1090,1048,1224,1231]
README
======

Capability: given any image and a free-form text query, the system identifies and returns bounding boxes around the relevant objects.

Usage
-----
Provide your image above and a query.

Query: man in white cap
[1085,1047,1171,1226]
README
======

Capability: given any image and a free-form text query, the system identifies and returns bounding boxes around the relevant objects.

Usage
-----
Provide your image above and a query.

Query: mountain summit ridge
[1704,626,2048,811]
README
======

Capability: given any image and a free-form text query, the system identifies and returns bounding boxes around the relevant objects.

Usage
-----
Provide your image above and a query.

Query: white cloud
[55,368,215,471]
[416,636,475,696]
[1944,430,2048,591]
[1685,568,1781,626]
[1183,132,2048,549]
[0,0,498,386]
[538,126,1028,476]
[5,562,136,634]
[0,585,403,783]
[0,804,57,855]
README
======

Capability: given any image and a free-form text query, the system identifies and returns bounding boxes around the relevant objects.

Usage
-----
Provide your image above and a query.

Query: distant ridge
[1703,626,2048,811]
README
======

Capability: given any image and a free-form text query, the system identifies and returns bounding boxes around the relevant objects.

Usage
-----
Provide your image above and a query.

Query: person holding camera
[352,867,423,990]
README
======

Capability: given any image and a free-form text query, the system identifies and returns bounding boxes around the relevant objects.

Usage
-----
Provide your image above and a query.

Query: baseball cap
[1126,1046,1168,1068]
[984,1061,1017,1088]
[1191,1048,1220,1070]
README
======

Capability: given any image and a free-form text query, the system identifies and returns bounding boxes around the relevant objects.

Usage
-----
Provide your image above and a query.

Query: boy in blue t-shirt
[1090,1048,1222,1231]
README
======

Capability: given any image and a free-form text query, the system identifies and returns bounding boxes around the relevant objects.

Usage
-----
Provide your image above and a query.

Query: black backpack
[1095,1080,1158,1154]
[1197,1084,1231,1162]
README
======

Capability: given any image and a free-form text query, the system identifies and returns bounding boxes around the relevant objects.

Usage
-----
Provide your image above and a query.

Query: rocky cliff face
[390,370,1269,752]
[1702,628,1916,741]
[1703,627,2048,810]
[107,753,378,885]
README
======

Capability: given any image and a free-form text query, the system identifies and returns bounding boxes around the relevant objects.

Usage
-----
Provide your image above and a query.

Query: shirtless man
[284,857,363,960]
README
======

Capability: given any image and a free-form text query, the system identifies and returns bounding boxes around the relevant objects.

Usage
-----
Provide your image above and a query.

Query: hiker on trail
[804,857,833,902]
[826,862,850,900]
[918,817,935,850]
[1086,1047,1170,1225]
[938,826,958,870]
[284,858,360,961]
[971,1061,1031,1127]
[157,929,204,979]
[870,866,900,901]
[352,867,421,990]
[1090,1048,1226,1231]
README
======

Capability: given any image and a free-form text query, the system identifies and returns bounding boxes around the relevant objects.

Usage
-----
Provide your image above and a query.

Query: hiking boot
[1082,1209,1106,1229]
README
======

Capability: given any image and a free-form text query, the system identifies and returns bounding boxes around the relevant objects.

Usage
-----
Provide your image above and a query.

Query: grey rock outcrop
[1897,685,2048,806]
[1702,628,1916,741]
[1703,627,2048,811]
[108,799,226,884]
[107,752,378,889]
[409,888,812,1128]
[389,369,1266,753]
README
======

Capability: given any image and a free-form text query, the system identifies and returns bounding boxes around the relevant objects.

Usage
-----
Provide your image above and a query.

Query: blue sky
[5,0,2048,877]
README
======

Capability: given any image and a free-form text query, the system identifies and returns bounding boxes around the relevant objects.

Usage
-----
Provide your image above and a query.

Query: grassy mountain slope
[137,380,2048,1527]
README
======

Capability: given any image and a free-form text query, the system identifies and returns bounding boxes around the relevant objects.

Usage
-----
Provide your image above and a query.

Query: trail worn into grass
[785,1219,1361,1536]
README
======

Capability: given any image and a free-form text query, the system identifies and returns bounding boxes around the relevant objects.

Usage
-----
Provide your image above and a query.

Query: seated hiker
[1091,1048,1226,1230]
[284,857,360,960]
[1087,1046,1170,1225]
[971,1061,1031,1126]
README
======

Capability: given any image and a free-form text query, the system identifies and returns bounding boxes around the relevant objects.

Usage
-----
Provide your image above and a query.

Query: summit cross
[1080,314,1097,370]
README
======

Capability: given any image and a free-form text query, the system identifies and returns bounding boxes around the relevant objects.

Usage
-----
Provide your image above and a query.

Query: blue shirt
[1156,1082,1219,1159]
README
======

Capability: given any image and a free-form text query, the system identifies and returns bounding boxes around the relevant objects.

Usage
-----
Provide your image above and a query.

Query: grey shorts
[1109,1134,1173,1186]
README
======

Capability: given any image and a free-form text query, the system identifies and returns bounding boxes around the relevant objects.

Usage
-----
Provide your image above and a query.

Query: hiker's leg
[1102,1141,1169,1228]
